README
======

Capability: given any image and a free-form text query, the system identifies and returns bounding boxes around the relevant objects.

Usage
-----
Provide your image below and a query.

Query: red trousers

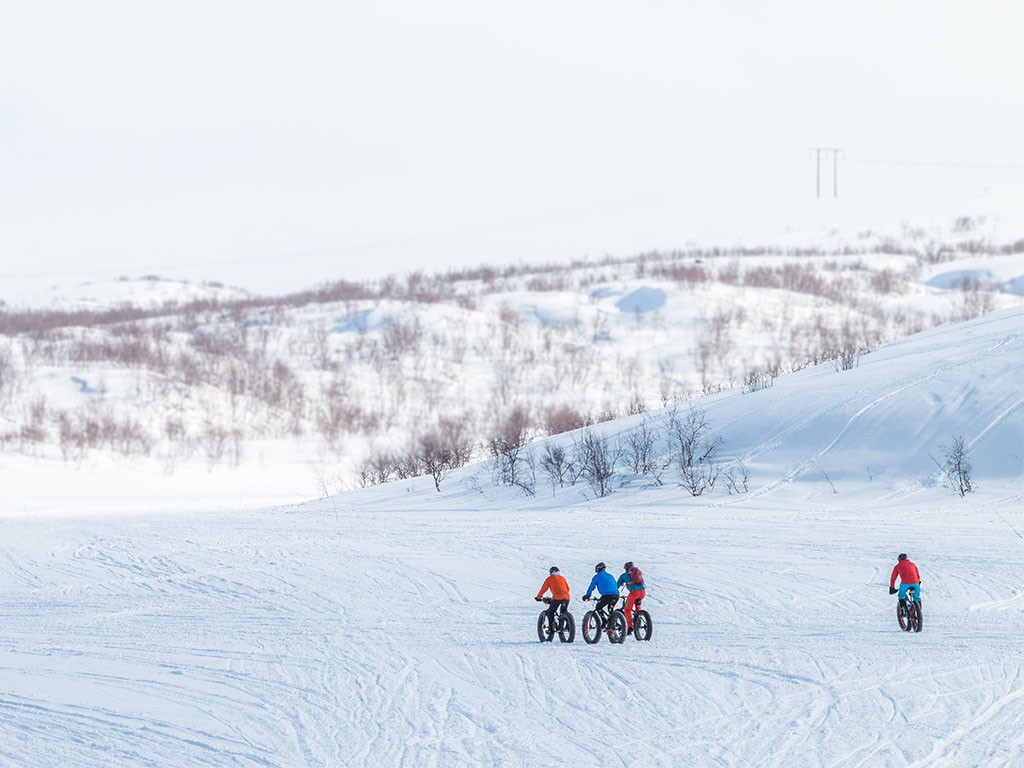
[625,589,646,627]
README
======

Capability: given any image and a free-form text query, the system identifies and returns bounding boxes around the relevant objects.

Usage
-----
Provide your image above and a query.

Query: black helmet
[595,562,606,573]
[549,566,559,574]
[624,561,634,571]
[898,553,908,561]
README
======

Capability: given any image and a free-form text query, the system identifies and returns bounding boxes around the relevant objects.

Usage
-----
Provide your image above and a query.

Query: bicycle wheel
[609,611,628,644]
[537,611,553,642]
[633,610,652,641]
[911,602,922,633]
[582,610,602,644]
[557,612,576,643]
[896,601,911,632]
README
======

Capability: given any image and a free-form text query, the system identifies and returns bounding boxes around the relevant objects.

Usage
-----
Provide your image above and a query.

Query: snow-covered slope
[2,307,1022,766]
[2,243,1022,508]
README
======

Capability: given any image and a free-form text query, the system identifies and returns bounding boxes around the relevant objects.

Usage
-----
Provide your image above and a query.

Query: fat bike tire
[582,610,602,644]
[557,612,576,643]
[609,611,628,644]
[633,610,653,641]
[897,601,912,632]
[537,611,554,642]
[911,602,922,633]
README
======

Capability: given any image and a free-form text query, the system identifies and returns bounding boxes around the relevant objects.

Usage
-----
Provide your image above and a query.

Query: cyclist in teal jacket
[617,561,647,632]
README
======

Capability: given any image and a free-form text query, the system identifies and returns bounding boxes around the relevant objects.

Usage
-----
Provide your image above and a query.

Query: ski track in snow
[2,309,1023,766]
[3,499,1024,767]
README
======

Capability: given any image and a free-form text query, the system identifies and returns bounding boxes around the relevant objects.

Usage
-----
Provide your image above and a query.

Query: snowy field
[2,307,1023,767]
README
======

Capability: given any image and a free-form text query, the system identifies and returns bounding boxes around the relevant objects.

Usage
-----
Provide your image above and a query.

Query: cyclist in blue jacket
[583,562,619,632]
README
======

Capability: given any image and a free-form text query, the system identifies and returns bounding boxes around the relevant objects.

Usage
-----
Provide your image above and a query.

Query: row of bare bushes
[361,403,744,500]
[0,229,1019,478]
[4,219,1019,337]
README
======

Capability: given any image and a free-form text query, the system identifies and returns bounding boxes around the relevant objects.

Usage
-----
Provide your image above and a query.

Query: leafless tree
[436,415,475,467]
[307,325,336,371]
[574,428,619,497]
[418,430,458,492]
[933,435,973,497]
[667,405,723,496]
[488,405,532,489]
[724,460,750,494]
[621,415,665,485]
[359,450,400,487]
[539,443,580,491]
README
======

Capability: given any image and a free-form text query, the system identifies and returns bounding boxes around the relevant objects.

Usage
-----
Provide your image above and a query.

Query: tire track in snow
[721,327,1023,506]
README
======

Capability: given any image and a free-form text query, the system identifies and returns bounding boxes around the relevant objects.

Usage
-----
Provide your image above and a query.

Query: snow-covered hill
[1,223,1022,509]
[2,306,1022,766]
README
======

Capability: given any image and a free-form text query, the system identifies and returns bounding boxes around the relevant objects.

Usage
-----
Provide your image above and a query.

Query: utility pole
[810,148,843,198]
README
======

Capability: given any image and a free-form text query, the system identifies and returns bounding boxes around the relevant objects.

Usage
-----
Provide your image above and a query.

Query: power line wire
[844,157,1024,170]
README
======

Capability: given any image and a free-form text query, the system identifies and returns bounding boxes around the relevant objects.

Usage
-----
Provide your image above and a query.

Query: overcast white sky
[2,1,1022,300]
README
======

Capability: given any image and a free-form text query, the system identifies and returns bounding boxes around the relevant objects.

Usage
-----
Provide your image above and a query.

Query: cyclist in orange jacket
[889,553,921,602]
[536,566,571,635]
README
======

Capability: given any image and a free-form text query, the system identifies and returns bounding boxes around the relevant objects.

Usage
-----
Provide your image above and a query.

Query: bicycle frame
[896,586,922,632]
[587,594,621,626]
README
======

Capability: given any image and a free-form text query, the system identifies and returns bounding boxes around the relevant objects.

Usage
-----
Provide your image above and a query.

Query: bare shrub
[694,307,738,390]
[833,350,862,372]
[870,269,902,295]
[381,318,423,359]
[488,405,532,489]
[667,405,723,496]
[932,435,973,497]
[56,408,154,461]
[951,278,995,322]
[716,261,740,285]
[316,375,361,444]
[650,262,709,285]
[202,424,230,468]
[0,346,16,403]
[308,325,336,371]
[742,365,777,393]
[724,460,750,494]
[621,416,665,485]
[358,451,400,488]
[573,428,619,497]
[544,404,588,436]
[436,415,475,467]
[418,430,458,492]
[526,273,571,292]
[112,417,153,456]
[372,417,476,492]
[539,443,581,491]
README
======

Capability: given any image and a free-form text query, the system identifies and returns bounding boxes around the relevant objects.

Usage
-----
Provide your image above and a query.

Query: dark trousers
[595,594,618,622]
[546,599,569,626]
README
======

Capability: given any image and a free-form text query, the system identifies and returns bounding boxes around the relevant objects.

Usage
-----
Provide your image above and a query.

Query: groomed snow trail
[3,497,1024,767]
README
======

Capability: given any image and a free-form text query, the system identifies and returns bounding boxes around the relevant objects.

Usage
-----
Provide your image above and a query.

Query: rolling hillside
[2,306,1022,766]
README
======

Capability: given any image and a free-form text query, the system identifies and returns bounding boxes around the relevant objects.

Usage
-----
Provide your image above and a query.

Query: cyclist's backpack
[629,566,644,586]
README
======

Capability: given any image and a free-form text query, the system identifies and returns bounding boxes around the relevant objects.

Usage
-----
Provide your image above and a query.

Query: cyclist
[617,561,647,632]
[889,553,921,602]
[535,566,570,638]
[583,562,619,633]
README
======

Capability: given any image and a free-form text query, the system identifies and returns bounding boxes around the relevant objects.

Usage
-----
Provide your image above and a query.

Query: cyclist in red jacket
[889,553,921,602]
